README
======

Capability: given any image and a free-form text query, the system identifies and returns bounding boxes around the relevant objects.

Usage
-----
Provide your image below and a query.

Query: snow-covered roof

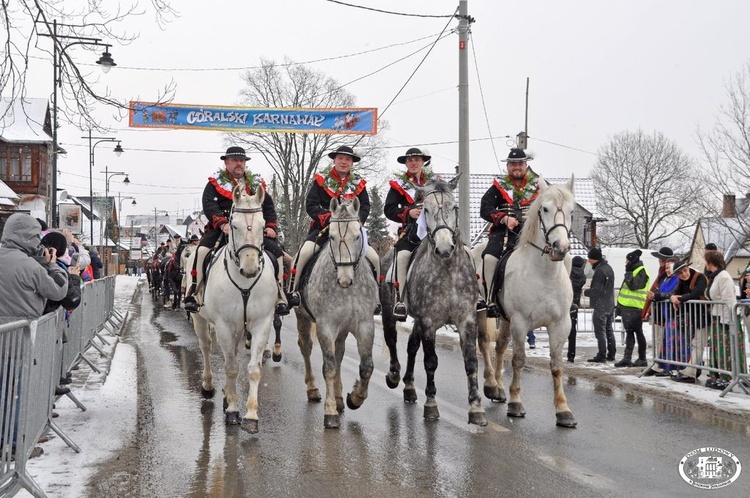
[697,216,750,260]
[160,224,187,238]
[0,179,20,206]
[545,177,600,218]
[0,97,52,144]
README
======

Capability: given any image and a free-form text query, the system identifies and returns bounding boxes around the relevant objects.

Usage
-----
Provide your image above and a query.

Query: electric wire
[469,32,501,170]
[325,0,456,18]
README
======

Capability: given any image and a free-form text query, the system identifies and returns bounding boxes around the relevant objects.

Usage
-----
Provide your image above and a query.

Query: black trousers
[620,307,647,359]
[592,308,616,358]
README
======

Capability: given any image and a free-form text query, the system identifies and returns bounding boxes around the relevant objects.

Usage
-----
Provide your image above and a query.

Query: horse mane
[423,177,453,194]
[517,181,574,247]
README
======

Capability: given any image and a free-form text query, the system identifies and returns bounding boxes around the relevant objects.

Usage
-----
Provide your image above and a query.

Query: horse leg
[458,317,487,426]
[317,329,340,429]
[216,324,241,425]
[478,313,504,402]
[548,317,577,428]
[402,330,421,403]
[192,314,215,398]
[346,321,375,410]
[507,321,528,418]
[382,285,401,389]
[420,327,440,421]
[243,316,273,434]
[296,314,320,402]
[333,333,347,413]
[493,318,511,403]
[272,314,282,362]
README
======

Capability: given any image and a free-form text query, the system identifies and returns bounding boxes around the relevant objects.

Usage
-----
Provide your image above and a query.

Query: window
[0,144,35,182]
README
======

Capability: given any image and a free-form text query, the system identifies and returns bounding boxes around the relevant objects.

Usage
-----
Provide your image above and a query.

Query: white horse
[295,197,377,429]
[187,184,277,433]
[478,178,577,428]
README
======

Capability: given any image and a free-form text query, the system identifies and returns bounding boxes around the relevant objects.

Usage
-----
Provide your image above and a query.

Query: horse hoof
[272,352,282,362]
[307,388,321,403]
[403,387,418,404]
[201,387,215,399]
[336,396,345,413]
[346,392,363,410]
[507,402,526,418]
[225,411,241,425]
[223,397,229,412]
[324,414,340,429]
[484,385,506,403]
[468,411,488,426]
[385,372,400,389]
[556,411,577,428]
[423,405,440,421]
[241,418,259,434]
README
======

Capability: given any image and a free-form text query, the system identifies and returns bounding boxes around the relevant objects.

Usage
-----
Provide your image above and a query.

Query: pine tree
[366,186,393,257]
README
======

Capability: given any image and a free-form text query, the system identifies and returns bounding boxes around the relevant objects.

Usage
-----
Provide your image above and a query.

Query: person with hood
[614,249,650,367]
[0,214,68,324]
[89,249,103,279]
[40,231,82,314]
[584,247,616,362]
[567,255,587,362]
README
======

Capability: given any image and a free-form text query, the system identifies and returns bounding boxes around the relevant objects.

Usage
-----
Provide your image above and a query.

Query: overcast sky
[19,0,750,220]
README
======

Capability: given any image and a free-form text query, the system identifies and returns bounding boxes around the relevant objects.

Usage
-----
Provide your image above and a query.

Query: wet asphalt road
[93,285,750,498]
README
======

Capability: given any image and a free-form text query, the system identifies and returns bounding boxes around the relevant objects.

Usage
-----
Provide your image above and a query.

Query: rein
[328,216,363,271]
[528,206,571,258]
[423,189,459,247]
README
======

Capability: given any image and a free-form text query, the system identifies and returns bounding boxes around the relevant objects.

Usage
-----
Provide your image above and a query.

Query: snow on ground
[16,276,750,497]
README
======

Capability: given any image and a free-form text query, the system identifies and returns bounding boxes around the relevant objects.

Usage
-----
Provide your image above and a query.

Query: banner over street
[129,101,377,135]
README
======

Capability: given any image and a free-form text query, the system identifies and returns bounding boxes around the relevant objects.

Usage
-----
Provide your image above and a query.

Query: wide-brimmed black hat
[189,234,199,242]
[672,258,691,273]
[501,148,534,163]
[704,242,718,251]
[220,146,251,161]
[651,246,676,260]
[397,147,431,164]
[327,145,361,162]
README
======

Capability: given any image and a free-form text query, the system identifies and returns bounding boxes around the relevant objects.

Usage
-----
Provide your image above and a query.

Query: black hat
[501,148,533,163]
[189,234,199,242]
[397,147,431,164]
[41,231,68,257]
[626,249,642,263]
[672,258,691,273]
[704,242,718,251]
[36,218,48,231]
[220,146,251,161]
[327,145,361,162]
[587,246,602,261]
[651,246,676,260]
[572,255,586,268]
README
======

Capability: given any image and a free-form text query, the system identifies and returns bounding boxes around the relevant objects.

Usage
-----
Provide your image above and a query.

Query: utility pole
[457,0,471,244]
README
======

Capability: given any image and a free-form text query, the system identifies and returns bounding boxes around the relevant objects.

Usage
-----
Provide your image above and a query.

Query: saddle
[490,249,514,321]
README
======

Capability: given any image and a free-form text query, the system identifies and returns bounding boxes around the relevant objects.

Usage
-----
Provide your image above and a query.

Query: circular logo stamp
[679,447,742,489]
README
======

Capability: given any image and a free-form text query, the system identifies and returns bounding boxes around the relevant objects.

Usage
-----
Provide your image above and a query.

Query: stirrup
[287,291,300,308]
[486,303,500,318]
[275,302,290,316]
[183,296,200,313]
[476,298,488,313]
[393,302,407,321]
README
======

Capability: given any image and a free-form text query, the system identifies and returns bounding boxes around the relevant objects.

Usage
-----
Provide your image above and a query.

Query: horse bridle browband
[528,206,571,257]
[328,216,363,271]
[423,189,459,246]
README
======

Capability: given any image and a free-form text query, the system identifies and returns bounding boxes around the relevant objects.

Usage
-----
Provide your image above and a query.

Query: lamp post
[101,166,130,275]
[40,20,117,227]
[115,194,135,275]
[83,130,123,245]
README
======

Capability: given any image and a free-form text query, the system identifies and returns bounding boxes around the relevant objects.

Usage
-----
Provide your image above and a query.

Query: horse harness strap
[528,207,570,257]
[223,254,265,337]
[423,189,459,246]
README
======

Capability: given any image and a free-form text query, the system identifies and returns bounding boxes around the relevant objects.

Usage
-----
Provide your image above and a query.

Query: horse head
[328,196,362,288]
[417,176,460,258]
[523,176,575,261]
[229,183,266,278]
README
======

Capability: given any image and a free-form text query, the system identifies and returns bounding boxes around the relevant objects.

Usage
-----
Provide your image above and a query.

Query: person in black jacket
[567,256,587,362]
[89,250,103,279]
[668,258,709,383]
[183,146,288,315]
[287,145,380,311]
[584,247,616,362]
[614,249,651,368]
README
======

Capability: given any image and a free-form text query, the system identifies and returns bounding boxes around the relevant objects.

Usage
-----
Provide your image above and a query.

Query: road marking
[536,454,616,491]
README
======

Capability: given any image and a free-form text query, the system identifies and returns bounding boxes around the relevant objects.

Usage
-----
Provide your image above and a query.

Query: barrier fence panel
[728,302,750,396]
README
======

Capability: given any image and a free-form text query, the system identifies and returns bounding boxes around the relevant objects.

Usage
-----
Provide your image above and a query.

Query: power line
[325,0,456,18]
[469,32,501,170]
[528,136,599,156]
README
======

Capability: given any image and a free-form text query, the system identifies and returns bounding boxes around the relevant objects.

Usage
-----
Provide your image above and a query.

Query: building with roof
[689,194,750,277]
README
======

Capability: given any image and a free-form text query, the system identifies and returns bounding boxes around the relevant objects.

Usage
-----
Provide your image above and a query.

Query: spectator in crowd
[703,250,745,390]
[702,242,718,277]
[615,249,650,368]
[567,255,587,363]
[136,259,143,277]
[585,247,616,363]
[643,260,681,377]
[642,246,679,321]
[667,259,709,384]
[89,249,103,278]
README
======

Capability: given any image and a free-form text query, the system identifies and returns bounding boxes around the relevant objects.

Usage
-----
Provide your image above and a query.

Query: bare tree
[226,58,388,252]
[592,130,702,248]
[0,0,176,131]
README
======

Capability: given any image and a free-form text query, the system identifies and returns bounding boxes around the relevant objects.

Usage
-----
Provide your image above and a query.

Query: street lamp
[82,130,123,245]
[101,166,130,275]
[115,194,136,275]
[39,20,117,228]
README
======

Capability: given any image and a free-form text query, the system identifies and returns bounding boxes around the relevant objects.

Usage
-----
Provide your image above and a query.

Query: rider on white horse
[286,145,381,313]
[183,146,289,316]
[480,147,541,317]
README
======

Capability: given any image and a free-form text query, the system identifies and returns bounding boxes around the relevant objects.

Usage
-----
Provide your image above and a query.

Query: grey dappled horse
[381,177,486,426]
[187,184,277,433]
[295,197,378,429]
[478,178,577,428]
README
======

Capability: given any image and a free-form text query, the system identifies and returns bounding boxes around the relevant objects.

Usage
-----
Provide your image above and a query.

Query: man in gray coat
[584,247,616,363]
[0,213,68,324]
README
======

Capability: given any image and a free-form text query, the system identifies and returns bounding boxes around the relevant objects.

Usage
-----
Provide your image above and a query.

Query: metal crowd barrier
[0,276,122,498]
[649,299,749,397]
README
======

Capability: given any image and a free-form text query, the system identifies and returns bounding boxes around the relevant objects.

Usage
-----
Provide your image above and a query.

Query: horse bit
[423,190,459,246]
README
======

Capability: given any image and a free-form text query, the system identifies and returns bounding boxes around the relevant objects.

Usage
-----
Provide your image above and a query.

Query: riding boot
[287,241,317,307]
[464,245,487,312]
[184,246,208,313]
[483,254,500,318]
[393,249,411,321]
[365,246,382,314]
[274,256,290,316]
[614,348,634,368]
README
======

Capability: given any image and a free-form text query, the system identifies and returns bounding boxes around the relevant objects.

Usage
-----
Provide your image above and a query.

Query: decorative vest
[618,266,650,309]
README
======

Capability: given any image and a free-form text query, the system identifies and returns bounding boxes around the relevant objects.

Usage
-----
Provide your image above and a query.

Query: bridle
[528,204,571,258]
[328,215,363,271]
[423,189,459,247]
